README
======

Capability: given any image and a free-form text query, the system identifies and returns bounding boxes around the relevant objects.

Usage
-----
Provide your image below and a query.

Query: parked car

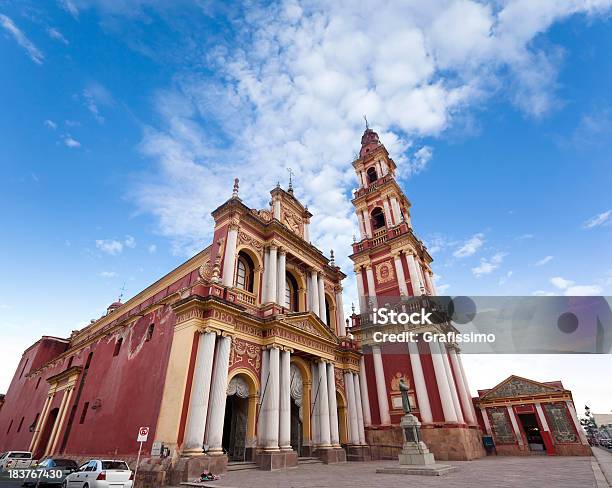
[62,460,133,488]
[23,458,79,487]
[0,451,36,471]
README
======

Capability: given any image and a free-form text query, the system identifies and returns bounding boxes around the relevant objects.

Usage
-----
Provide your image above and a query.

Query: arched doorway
[35,407,59,459]
[336,392,348,445]
[289,363,304,455]
[222,375,250,461]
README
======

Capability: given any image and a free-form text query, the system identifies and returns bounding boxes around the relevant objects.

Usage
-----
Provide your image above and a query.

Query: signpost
[133,426,149,487]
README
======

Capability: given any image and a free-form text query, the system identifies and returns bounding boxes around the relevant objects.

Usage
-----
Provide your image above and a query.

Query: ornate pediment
[482,375,563,400]
[281,312,338,344]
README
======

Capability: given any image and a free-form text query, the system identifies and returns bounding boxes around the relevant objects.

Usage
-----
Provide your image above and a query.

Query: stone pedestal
[169,454,228,485]
[314,447,347,464]
[346,445,371,462]
[377,414,455,477]
[255,450,298,471]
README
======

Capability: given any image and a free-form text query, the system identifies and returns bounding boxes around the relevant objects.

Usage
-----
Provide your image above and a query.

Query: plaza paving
[180,454,610,488]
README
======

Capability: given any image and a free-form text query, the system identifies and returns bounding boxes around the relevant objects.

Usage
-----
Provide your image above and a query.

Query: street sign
[137,426,149,442]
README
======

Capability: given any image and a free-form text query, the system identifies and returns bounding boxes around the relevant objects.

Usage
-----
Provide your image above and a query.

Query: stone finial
[351,302,355,314]
[330,249,335,266]
[232,178,239,199]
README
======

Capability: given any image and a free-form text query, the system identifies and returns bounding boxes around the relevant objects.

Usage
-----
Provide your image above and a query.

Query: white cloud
[535,255,553,266]
[472,251,507,277]
[564,284,603,295]
[44,119,57,130]
[498,270,513,285]
[126,0,612,310]
[582,210,612,229]
[0,14,44,65]
[99,271,117,278]
[549,276,602,296]
[453,233,484,258]
[47,27,69,44]
[63,136,81,148]
[95,239,123,255]
[60,0,79,18]
[82,83,113,123]
[124,235,136,248]
[148,244,157,254]
[550,276,574,290]
[516,233,534,240]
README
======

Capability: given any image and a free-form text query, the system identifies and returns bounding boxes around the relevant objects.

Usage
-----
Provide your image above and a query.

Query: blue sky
[1,0,611,411]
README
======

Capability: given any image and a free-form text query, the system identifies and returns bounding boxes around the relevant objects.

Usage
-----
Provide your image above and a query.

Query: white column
[429,341,458,423]
[405,251,422,296]
[535,403,550,434]
[273,198,281,220]
[262,249,270,303]
[423,269,435,295]
[276,249,286,307]
[262,347,280,450]
[258,348,270,444]
[407,340,433,423]
[206,335,232,454]
[507,405,524,446]
[448,349,476,424]
[311,362,320,446]
[266,246,278,303]
[358,215,367,239]
[304,220,310,242]
[335,290,346,336]
[566,400,589,445]
[355,268,367,313]
[344,372,360,444]
[417,263,428,295]
[353,373,366,445]
[381,160,389,175]
[317,361,332,447]
[359,357,372,427]
[382,199,393,226]
[310,270,320,315]
[390,197,401,223]
[376,160,383,177]
[362,210,372,238]
[222,225,239,287]
[428,271,438,295]
[456,352,478,423]
[392,253,409,296]
[365,265,377,308]
[318,272,327,324]
[360,171,367,188]
[440,345,465,423]
[184,331,217,453]
[326,362,340,447]
[279,349,291,450]
[371,345,391,425]
[480,407,492,435]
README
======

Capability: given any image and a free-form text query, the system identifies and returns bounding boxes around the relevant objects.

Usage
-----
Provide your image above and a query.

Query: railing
[353,223,411,253]
[353,174,394,199]
[234,289,257,306]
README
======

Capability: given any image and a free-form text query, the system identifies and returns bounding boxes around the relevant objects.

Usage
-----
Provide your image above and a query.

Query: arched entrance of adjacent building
[222,374,251,461]
[34,407,59,459]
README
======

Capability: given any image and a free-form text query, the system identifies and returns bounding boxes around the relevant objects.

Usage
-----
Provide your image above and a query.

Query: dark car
[23,458,79,487]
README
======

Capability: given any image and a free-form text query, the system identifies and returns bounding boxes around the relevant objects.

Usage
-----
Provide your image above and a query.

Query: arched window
[325,296,331,327]
[371,207,386,229]
[235,252,255,292]
[367,167,378,183]
[285,273,299,312]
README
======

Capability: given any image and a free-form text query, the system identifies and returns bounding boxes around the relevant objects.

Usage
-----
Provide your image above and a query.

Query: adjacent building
[474,375,590,456]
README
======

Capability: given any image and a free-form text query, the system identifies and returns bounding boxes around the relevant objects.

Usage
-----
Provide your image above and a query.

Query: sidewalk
[593,447,612,487]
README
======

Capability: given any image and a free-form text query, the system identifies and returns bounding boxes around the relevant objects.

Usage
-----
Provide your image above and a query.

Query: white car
[62,460,133,488]
[0,451,36,471]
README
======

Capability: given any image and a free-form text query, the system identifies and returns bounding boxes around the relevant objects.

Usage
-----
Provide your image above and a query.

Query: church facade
[1,128,546,484]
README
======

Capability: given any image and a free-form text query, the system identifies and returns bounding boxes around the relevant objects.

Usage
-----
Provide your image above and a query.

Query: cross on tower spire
[287,167,294,194]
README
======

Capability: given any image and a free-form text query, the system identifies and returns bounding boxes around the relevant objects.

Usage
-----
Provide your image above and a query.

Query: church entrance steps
[226,461,259,471]
[298,456,323,465]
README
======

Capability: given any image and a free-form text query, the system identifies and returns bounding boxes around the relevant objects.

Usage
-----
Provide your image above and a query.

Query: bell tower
[350,127,436,312]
